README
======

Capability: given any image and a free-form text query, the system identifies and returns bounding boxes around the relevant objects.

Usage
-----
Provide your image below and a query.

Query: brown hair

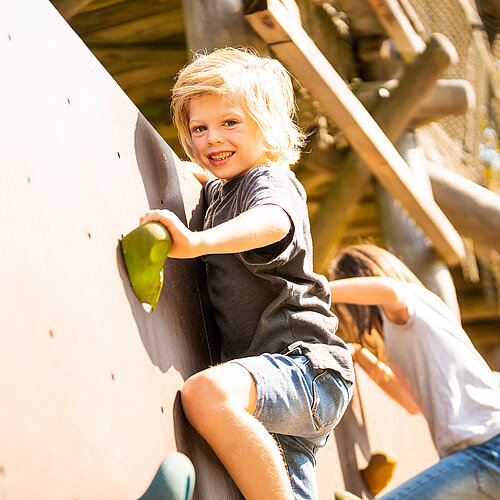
[328,244,422,358]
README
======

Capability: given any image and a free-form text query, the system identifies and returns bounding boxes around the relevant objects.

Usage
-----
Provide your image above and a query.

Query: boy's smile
[188,94,267,183]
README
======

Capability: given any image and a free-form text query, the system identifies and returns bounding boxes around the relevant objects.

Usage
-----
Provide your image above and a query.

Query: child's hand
[140,209,202,259]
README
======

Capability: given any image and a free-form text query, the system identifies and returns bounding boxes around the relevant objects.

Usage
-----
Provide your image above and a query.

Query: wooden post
[182,0,269,54]
[428,162,500,251]
[364,0,426,60]
[308,33,460,271]
[354,79,475,125]
[377,132,461,318]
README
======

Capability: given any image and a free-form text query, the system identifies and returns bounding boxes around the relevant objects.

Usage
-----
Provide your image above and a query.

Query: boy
[140,48,354,500]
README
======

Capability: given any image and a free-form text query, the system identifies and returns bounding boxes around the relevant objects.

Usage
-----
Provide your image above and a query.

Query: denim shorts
[231,353,353,500]
[379,432,500,499]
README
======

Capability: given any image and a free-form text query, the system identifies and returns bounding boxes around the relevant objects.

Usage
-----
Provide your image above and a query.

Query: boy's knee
[180,369,228,424]
[181,363,257,429]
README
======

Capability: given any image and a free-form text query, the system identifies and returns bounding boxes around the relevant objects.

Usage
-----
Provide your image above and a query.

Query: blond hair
[328,244,422,358]
[171,47,306,166]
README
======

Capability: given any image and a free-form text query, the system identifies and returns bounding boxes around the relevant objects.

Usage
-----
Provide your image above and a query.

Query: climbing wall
[0,1,241,499]
[0,2,439,499]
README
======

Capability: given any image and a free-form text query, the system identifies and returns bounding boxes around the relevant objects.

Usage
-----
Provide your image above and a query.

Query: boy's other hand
[140,210,202,259]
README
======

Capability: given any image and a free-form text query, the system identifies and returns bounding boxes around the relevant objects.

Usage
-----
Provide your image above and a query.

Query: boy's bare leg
[181,363,294,500]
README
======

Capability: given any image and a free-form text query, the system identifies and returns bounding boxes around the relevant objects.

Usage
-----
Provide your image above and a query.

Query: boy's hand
[140,210,202,259]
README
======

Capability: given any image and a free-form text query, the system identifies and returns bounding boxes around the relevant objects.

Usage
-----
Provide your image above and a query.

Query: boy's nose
[207,132,224,146]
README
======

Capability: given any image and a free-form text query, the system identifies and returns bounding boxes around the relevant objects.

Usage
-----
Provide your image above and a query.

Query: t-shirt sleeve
[236,167,300,267]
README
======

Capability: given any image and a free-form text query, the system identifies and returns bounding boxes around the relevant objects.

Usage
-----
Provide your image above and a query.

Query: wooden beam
[367,34,458,141]
[354,79,475,125]
[334,0,386,37]
[309,157,373,272]
[90,45,187,76]
[72,9,185,44]
[309,29,459,270]
[458,291,500,323]
[50,0,93,20]
[69,0,180,34]
[184,0,269,54]
[246,1,464,269]
[364,0,425,60]
[462,321,500,345]
[427,161,500,252]
[294,0,358,81]
[377,132,461,318]
[123,76,176,105]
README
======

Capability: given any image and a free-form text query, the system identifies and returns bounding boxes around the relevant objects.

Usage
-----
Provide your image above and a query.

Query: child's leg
[274,434,319,500]
[180,362,295,500]
[231,353,352,500]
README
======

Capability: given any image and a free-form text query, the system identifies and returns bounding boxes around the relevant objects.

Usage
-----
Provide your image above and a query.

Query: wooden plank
[78,0,134,14]
[73,10,185,44]
[50,0,93,20]
[112,65,175,89]
[123,77,177,105]
[309,34,460,272]
[244,0,464,266]
[91,45,187,75]
[70,0,180,34]
[364,0,425,60]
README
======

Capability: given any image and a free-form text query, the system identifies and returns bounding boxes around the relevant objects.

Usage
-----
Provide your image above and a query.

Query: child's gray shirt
[202,165,354,384]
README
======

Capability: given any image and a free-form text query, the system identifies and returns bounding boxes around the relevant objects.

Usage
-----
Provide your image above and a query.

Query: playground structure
[1,1,499,499]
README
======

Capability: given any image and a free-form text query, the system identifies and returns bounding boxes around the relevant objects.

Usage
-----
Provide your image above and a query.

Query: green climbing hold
[121,221,172,312]
[138,452,196,500]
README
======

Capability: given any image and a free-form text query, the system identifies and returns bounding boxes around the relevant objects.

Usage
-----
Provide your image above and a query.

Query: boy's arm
[349,344,421,415]
[140,204,291,259]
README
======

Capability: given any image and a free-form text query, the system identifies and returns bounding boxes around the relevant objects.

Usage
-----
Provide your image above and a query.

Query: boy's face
[188,94,267,184]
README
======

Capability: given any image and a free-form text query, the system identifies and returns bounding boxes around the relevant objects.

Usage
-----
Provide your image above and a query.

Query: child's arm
[329,277,409,324]
[140,205,291,259]
[349,344,421,415]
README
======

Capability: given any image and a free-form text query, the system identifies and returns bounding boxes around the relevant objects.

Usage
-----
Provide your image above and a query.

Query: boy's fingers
[140,209,172,225]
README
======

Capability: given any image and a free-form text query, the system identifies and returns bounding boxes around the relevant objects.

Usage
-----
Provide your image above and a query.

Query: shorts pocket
[311,370,348,431]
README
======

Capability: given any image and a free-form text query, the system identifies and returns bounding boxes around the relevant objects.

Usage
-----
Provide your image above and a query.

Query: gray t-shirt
[381,282,500,458]
[202,165,354,383]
